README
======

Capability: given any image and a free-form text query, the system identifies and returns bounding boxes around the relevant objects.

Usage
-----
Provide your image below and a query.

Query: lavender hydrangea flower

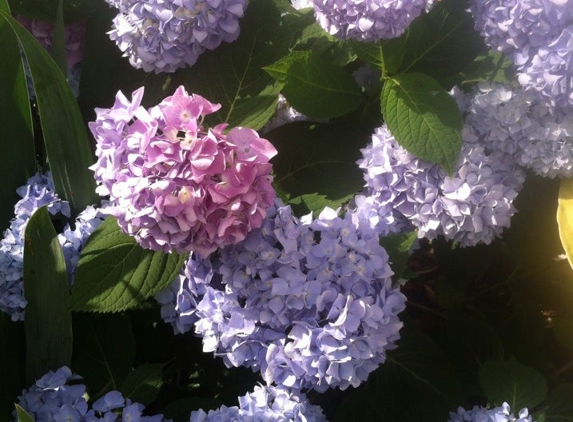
[353,124,525,246]
[157,201,406,392]
[106,0,248,73]
[312,0,428,41]
[16,366,172,422]
[465,82,573,178]
[470,0,573,113]
[89,86,277,258]
[189,385,327,421]
[448,402,534,422]
[0,172,70,321]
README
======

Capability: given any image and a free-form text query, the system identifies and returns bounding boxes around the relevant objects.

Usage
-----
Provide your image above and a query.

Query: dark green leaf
[8,0,99,22]
[0,315,25,420]
[332,389,381,422]
[70,216,187,312]
[51,0,67,75]
[267,121,366,204]
[281,51,362,119]
[119,364,164,406]
[23,206,72,383]
[479,360,548,411]
[0,5,35,230]
[386,0,485,87]
[347,38,406,75]
[460,50,517,86]
[15,405,35,422]
[72,313,135,396]
[379,231,417,280]
[381,72,463,174]
[367,328,465,422]
[541,384,573,422]
[552,318,573,351]
[264,50,308,83]
[181,0,292,130]
[0,11,98,216]
[294,22,356,66]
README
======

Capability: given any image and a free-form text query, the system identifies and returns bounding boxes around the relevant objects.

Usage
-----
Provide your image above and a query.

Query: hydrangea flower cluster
[157,201,406,392]
[312,0,428,41]
[0,173,110,321]
[15,15,86,96]
[352,124,526,246]
[470,0,573,113]
[106,0,247,73]
[448,402,534,422]
[89,86,277,258]
[260,95,310,135]
[189,385,326,421]
[464,82,573,178]
[0,173,70,321]
[16,366,171,422]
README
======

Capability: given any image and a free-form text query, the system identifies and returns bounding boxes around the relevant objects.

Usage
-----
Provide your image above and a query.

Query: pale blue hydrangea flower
[157,200,406,392]
[353,124,525,246]
[448,402,534,422]
[470,0,573,113]
[0,172,70,321]
[16,367,172,422]
[106,0,248,73]
[189,385,327,422]
[465,82,573,178]
[312,0,429,41]
[0,173,110,321]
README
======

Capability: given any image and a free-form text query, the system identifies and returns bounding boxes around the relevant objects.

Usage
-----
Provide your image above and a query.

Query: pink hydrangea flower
[89,86,277,258]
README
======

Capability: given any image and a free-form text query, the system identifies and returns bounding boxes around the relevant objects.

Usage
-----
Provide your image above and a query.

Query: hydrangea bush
[1,0,573,421]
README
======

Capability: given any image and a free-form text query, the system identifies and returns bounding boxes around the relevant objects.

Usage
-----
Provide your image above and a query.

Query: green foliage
[267,121,366,208]
[379,231,417,280]
[0,314,25,418]
[119,363,164,406]
[15,404,35,422]
[70,216,187,312]
[460,50,518,86]
[0,0,35,230]
[72,313,136,396]
[381,72,463,175]
[0,10,98,216]
[23,206,72,384]
[8,0,98,22]
[366,329,466,422]
[479,360,548,411]
[270,51,363,119]
[539,384,573,422]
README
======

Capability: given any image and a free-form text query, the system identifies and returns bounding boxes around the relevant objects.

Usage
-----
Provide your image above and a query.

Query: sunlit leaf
[557,178,573,270]
[381,72,463,175]
[70,216,187,312]
[23,206,72,383]
[15,405,35,422]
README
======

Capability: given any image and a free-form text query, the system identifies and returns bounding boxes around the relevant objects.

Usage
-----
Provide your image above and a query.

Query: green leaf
[0,5,35,230]
[281,51,362,119]
[460,50,517,86]
[23,206,72,383]
[379,231,417,280]
[332,389,382,422]
[294,22,356,66]
[367,328,465,422]
[15,404,35,422]
[381,72,463,174]
[0,11,98,216]
[347,37,406,75]
[0,315,25,420]
[51,0,67,75]
[8,0,99,22]
[288,192,355,216]
[181,0,292,130]
[386,0,485,87]
[541,384,573,422]
[72,313,135,396]
[479,360,548,411]
[267,121,366,204]
[70,216,187,312]
[119,364,164,406]
[264,50,309,83]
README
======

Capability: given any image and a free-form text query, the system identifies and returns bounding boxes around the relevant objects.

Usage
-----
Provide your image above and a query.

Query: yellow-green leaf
[557,178,573,269]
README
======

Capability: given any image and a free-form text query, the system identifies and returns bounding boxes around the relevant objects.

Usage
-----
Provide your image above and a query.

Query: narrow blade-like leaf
[23,206,72,383]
